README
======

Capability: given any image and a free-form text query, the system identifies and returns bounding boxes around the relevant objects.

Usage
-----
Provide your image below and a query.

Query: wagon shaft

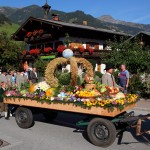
[119,114,150,123]
[136,114,150,136]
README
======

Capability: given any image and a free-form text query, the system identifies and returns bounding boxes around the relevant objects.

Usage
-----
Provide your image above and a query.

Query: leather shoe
[5,117,9,120]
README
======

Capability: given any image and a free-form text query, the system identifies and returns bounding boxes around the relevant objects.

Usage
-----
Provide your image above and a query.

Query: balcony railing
[73,49,111,58]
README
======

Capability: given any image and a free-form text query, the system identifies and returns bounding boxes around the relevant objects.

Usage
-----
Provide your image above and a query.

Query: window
[45,43,53,48]
[55,41,64,49]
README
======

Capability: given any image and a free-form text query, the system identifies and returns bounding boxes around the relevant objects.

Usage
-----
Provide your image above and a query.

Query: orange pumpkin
[29,84,36,92]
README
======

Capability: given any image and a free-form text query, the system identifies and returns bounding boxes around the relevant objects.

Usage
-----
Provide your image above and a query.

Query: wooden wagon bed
[4,98,136,117]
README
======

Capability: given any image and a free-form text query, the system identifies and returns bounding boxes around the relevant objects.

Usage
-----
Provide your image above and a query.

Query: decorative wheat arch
[45,57,94,87]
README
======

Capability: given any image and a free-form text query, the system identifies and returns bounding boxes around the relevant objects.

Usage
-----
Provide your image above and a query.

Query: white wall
[101,64,106,74]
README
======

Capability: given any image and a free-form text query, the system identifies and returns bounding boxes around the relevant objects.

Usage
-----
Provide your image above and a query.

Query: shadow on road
[33,112,91,143]
[33,112,150,146]
[34,112,87,128]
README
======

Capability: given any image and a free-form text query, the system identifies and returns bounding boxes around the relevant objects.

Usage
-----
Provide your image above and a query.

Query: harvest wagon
[3,55,149,148]
[4,97,137,148]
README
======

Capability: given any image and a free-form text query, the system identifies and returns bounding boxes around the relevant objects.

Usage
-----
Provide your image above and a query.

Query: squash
[29,84,36,93]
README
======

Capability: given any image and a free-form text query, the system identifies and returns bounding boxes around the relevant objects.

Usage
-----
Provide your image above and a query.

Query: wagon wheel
[87,118,116,148]
[15,107,34,129]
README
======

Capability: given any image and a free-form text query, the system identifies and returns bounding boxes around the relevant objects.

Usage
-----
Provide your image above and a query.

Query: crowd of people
[0,67,38,88]
[0,66,38,119]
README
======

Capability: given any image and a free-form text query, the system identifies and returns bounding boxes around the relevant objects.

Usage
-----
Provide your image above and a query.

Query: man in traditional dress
[16,68,28,89]
[102,64,121,88]
[30,67,38,84]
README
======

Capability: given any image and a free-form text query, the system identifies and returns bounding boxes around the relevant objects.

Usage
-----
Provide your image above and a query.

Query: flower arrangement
[78,46,85,53]
[26,29,44,38]
[34,81,50,92]
[69,45,76,50]
[38,29,44,35]
[69,43,83,51]
[29,49,40,55]
[26,32,32,37]
[44,47,53,53]
[4,82,138,111]
[33,30,39,37]
[87,48,94,53]
[57,45,66,52]
[82,94,138,108]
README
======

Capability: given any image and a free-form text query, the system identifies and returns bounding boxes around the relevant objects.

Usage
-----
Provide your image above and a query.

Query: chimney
[83,21,87,26]
[52,14,59,21]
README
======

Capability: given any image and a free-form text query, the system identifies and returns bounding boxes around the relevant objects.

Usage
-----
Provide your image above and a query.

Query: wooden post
[136,119,142,136]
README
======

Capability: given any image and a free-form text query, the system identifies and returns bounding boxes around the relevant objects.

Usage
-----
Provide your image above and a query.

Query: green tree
[101,37,150,74]
[0,31,23,68]
[34,59,48,77]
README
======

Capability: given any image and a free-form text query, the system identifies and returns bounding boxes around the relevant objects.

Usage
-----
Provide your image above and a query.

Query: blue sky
[1,0,150,24]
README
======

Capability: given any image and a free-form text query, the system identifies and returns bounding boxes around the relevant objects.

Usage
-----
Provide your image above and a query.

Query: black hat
[1,67,7,73]
[104,64,114,71]
[52,13,59,16]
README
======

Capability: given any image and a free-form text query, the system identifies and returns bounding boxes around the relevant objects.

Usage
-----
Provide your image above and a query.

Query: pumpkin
[29,84,36,92]
[46,88,55,97]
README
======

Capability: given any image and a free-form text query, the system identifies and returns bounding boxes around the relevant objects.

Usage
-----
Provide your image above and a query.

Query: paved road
[0,110,150,150]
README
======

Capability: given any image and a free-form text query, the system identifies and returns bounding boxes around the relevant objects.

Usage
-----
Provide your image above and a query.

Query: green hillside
[0,23,19,36]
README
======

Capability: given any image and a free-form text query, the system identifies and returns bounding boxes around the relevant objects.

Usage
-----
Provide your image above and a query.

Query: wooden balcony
[20,49,111,61]
[73,49,111,58]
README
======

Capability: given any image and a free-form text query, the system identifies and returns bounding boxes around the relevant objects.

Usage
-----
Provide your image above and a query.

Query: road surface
[0,110,150,150]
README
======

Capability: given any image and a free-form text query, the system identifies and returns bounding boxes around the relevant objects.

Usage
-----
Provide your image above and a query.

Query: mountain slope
[0,5,150,35]
[98,15,150,33]
[9,5,44,24]
[0,13,11,24]
[0,6,18,17]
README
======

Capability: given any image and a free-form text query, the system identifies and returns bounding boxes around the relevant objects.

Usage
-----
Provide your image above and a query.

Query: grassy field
[0,23,20,36]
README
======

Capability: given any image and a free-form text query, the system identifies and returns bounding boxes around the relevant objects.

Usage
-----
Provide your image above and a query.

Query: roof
[129,31,150,39]
[128,31,150,45]
[13,16,131,41]
[39,17,130,36]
